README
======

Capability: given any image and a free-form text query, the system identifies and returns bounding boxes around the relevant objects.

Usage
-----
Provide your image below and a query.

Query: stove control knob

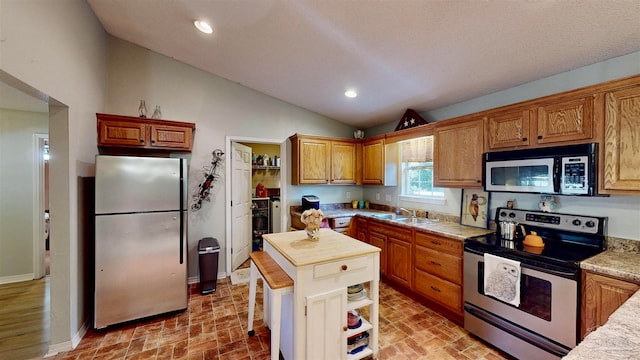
[572,219,582,226]
[500,211,507,218]
[508,212,516,218]
[585,220,596,228]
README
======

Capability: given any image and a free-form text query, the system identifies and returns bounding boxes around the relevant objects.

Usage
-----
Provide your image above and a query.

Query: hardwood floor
[0,277,50,360]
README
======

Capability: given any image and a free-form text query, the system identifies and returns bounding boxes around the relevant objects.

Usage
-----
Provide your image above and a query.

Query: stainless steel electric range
[463,207,607,360]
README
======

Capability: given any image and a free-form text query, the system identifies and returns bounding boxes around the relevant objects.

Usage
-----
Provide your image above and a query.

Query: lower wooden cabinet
[355,218,368,244]
[387,237,412,288]
[581,271,640,339]
[413,230,463,316]
[367,220,412,283]
[354,216,464,321]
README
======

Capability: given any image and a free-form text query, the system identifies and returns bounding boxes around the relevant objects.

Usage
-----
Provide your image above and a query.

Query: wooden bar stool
[247,251,293,360]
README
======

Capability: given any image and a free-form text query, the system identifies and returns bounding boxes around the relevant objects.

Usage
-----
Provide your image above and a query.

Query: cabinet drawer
[368,221,412,242]
[313,256,371,279]
[415,246,461,284]
[331,217,352,229]
[415,231,462,255]
[414,269,461,313]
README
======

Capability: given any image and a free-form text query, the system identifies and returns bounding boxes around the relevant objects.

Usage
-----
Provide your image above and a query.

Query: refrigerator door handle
[179,158,184,264]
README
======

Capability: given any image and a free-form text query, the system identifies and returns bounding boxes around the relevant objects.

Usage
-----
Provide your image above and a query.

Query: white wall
[1,0,107,350]
[365,51,640,241]
[0,109,48,278]
[104,37,357,281]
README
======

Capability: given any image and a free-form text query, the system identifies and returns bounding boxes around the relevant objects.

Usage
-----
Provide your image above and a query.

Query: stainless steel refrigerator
[94,155,188,329]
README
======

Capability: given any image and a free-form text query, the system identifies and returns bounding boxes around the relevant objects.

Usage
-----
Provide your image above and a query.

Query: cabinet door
[331,141,357,184]
[536,96,593,145]
[98,119,147,147]
[487,108,531,149]
[602,85,640,192]
[356,219,368,244]
[582,272,640,338]
[433,118,484,188]
[362,139,385,185]
[368,231,387,276]
[306,288,347,360]
[298,138,330,184]
[388,238,412,288]
[149,123,193,150]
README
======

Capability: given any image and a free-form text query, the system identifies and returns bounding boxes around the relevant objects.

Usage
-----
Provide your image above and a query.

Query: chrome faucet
[398,207,417,218]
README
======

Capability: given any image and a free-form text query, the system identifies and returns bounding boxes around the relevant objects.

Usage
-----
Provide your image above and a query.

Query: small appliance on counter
[301,195,319,210]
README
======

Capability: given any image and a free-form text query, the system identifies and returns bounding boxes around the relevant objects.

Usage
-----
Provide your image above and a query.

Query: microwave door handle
[553,157,561,192]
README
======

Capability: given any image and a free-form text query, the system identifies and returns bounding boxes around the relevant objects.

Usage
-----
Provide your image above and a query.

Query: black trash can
[198,237,220,294]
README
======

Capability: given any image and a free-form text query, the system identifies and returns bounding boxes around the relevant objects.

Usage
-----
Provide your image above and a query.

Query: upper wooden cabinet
[434,118,484,188]
[535,96,593,145]
[362,135,398,186]
[598,83,640,194]
[486,107,531,149]
[97,113,195,153]
[290,134,357,185]
[486,96,593,150]
[362,137,384,185]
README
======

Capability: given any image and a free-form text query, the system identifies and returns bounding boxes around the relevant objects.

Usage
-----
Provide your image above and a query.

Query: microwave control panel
[561,156,588,194]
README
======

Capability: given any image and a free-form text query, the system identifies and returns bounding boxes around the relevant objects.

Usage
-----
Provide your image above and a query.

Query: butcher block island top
[262,228,380,360]
[262,228,380,266]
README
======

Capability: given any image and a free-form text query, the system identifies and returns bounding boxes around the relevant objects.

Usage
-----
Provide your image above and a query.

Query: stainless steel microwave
[484,143,598,196]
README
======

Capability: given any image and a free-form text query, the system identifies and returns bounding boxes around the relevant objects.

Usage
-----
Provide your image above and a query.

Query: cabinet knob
[537,135,543,139]
[476,179,481,183]
[522,137,527,142]
[341,264,348,271]
[139,139,144,143]
[343,326,348,332]
[151,140,156,144]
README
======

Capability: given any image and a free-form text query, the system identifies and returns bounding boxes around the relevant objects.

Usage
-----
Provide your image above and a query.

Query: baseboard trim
[43,319,90,357]
[0,273,33,285]
[188,272,228,285]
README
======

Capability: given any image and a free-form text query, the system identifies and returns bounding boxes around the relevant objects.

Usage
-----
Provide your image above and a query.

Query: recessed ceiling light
[345,90,358,98]
[194,20,213,34]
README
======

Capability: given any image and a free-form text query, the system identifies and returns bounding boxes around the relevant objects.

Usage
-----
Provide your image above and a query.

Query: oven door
[485,158,556,193]
[464,251,578,349]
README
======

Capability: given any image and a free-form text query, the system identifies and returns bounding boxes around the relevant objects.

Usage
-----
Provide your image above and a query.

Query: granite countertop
[563,289,640,359]
[581,250,640,283]
[291,208,494,241]
[563,248,640,359]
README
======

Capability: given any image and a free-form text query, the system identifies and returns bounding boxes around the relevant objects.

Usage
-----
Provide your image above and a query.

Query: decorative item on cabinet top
[394,108,428,131]
[96,113,195,153]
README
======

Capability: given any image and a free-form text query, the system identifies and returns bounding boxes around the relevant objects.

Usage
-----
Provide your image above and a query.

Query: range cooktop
[465,207,607,269]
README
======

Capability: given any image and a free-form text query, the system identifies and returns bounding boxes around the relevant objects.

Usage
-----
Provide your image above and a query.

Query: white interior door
[231,142,252,270]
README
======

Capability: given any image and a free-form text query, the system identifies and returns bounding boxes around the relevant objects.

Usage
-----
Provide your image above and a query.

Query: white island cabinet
[262,228,380,360]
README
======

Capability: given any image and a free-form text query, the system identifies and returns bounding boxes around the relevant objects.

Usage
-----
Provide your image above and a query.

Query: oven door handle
[464,248,579,280]
[464,303,571,358]
[520,263,578,280]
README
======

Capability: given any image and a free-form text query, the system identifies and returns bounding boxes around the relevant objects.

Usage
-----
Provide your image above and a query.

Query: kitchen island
[262,228,381,360]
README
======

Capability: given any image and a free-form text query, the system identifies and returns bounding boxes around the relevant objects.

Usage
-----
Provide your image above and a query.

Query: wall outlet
[376,193,380,200]
[385,194,391,202]
[346,191,351,200]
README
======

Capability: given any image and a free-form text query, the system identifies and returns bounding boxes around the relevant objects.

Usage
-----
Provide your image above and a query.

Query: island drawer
[313,255,372,280]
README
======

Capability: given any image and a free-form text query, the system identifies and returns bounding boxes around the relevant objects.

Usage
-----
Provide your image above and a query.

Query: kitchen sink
[393,217,433,225]
[371,213,405,220]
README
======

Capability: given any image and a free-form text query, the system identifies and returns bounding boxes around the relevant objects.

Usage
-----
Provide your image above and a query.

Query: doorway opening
[225,136,287,276]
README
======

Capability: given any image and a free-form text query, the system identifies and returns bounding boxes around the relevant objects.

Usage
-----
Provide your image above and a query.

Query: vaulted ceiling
[56,1,640,127]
